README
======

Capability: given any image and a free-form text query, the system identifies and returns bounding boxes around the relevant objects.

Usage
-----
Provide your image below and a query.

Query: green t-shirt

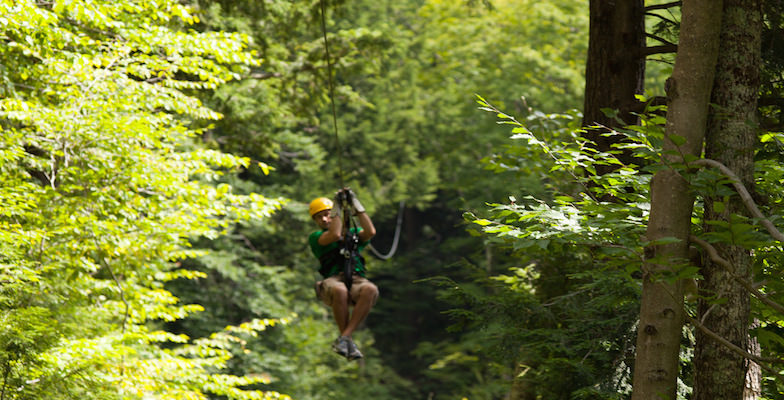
[309,227,368,278]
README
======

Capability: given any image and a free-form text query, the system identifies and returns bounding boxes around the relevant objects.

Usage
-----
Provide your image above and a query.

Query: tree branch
[692,158,784,242]
[246,71,283,80]
[93,249,128,377]
[92,237,130,336]
[625,96,667,114]
[642,44,677,57]
[104,258,129,336]
[689,235,784,316]
[645,12,679,26]
[646,33,677,47]
[687,314,783,376]
[758,96,784,108]
[646,57,675,66]
[645,1,682,12]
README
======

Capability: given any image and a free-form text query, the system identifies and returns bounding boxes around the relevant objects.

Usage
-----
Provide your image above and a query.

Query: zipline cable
[319,0,354,288]
[318,1,402,264]
[318,0,345,188]
[367,201,405,260]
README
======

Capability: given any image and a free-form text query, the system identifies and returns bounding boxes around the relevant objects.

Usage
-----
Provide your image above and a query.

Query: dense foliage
[3,0,784,399]
[168,0,591,398]
[0,0,286,398]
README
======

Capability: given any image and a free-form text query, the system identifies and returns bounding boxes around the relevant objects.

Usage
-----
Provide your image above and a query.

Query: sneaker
[346,339,363,361]
[332,336,350,357]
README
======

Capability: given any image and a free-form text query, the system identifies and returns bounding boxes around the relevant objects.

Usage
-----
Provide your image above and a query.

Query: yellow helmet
[308,197,333,217]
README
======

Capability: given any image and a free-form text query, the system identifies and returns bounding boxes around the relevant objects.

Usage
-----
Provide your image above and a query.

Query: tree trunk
[582,0,645,174]
[508,360,536,400]
[744,320,762,400]
[693,1,762,399]
[631,1,723,399]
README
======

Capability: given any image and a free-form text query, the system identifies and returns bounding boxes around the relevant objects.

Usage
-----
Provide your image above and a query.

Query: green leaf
[668,134,687,146]
[258,161,273,175]
[643,237,683,247]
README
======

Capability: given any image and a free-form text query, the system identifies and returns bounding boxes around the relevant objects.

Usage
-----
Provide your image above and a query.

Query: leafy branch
[692,158,784,242]
[686,315,783,375]
[475,95,601,201]
[689,235,784,315]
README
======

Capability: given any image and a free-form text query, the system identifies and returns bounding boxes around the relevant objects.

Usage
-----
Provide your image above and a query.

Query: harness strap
[317,245,366,279]
[339,191,358,291]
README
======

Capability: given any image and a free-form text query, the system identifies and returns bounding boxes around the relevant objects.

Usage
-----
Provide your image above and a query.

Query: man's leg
[340,279,378,360]
[330,283,350,334]
[342,280,378,337]
[320,277,353,357]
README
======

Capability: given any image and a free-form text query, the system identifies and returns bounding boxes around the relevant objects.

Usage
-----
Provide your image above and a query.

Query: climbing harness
[335,190,360,291]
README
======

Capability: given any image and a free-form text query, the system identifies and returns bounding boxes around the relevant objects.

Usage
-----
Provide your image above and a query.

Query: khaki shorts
[315,273,379,307]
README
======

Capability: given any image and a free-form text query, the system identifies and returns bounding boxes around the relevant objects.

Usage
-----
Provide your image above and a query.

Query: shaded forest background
[3,0,784,399]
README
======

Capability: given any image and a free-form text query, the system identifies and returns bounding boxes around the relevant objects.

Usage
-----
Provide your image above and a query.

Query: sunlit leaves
[473,85,784,394]
[0,0,285,398]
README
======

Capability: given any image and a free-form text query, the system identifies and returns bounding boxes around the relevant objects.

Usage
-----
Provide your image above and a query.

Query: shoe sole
[332,343,349,357]
[346,341,363,360]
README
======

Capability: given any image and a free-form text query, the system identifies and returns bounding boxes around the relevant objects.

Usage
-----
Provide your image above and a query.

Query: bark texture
[744,320,762,400]
[631,1,723,399]
[581,0,645,173]
[508,361,536,400]
[693,1,762,399]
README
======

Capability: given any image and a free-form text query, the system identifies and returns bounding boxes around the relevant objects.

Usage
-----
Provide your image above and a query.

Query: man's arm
[356,211,376,242]
[317,188,375,244]
[345,188,375,242]
[317,212,343,246]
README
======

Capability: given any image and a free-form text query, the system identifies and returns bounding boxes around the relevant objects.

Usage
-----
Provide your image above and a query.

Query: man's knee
[332,284,349,300]
[320,278,350,306]
[360,283,379,302]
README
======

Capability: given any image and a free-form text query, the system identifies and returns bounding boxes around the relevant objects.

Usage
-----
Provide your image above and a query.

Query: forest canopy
[2,0,784,400]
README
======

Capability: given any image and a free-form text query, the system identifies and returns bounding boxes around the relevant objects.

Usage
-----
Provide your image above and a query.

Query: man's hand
[330,191,343,218]
[346,188,365,214]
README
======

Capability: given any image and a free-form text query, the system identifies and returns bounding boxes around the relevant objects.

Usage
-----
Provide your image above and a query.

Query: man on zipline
[308,188,378,360]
